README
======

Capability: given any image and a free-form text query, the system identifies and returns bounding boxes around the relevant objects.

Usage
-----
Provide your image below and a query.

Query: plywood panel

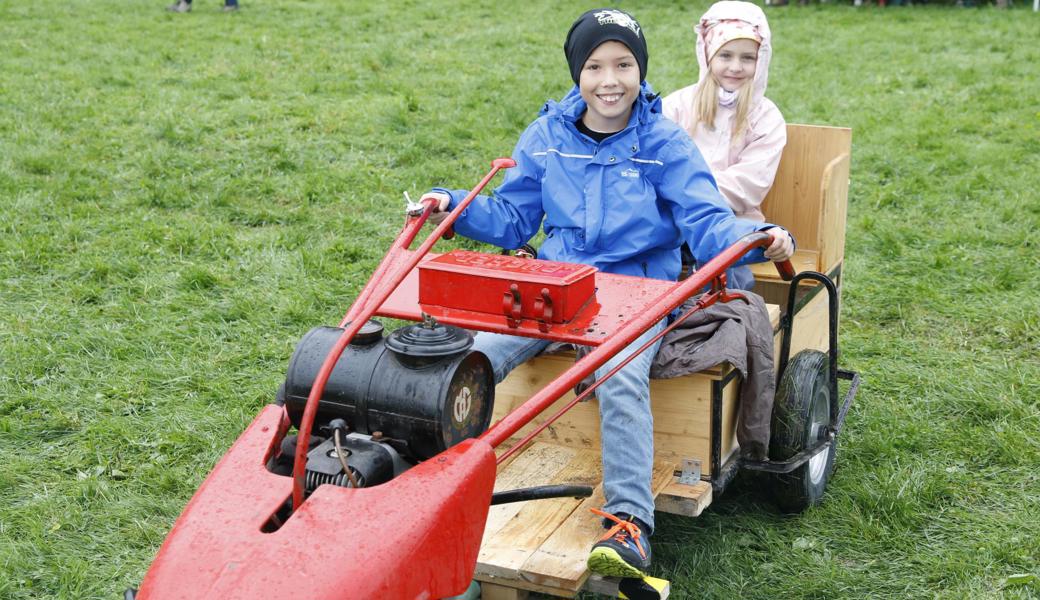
[477,445,600,581]
[789,285,833,356]
[516,460,677,593]
[820,153,851,273]
[493,355,739,476]
[759,124,852,272]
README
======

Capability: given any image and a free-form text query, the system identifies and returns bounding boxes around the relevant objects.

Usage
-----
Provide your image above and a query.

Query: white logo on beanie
[593,10,641,37]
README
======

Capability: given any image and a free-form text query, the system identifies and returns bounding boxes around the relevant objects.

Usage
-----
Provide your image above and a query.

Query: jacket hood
[694,1,772,108]
[541,81,661,127]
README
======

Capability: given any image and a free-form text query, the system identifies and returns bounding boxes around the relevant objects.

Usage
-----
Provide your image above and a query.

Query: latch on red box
[418,250,597,331]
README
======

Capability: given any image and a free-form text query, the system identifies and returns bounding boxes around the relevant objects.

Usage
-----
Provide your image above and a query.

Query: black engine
[269,318,494,495]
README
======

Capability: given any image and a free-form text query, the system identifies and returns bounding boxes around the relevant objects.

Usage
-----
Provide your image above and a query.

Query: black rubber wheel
[275,381,286,406]
[768,350,836,513]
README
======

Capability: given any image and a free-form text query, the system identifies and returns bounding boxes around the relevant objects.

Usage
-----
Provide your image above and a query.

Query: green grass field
[1,1,1038,598]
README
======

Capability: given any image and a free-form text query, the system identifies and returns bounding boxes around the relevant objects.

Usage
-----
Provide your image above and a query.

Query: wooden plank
[480,582,529,600]
[654,478,713,518]
[477,445,600,581]
[516,460,677,593]
[747,248,820,283]
[480,444,577,554]
[493,354,742,476]
[759,124,852,268]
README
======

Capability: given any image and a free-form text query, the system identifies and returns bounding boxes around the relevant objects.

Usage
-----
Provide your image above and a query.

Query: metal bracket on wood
[678,458,702,484]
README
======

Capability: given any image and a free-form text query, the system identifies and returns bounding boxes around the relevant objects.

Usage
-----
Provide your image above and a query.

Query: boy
[422,8,793,579]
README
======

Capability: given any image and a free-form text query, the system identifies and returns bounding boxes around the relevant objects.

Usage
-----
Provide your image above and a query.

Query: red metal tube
[341,212,429,327]
[292,158,515,512]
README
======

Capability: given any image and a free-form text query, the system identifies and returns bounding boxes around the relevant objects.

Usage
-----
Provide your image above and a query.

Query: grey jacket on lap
[650,291,775,460]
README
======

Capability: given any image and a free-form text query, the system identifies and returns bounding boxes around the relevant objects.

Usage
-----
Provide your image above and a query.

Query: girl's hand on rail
[764,227,795,262]
[419,191,451,225]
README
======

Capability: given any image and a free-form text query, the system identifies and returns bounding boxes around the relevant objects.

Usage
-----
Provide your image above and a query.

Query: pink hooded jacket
[663,1,786,222]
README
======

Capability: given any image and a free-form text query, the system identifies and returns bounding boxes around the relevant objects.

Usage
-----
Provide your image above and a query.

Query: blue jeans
[473,320,667,533]
[728,264,755,291]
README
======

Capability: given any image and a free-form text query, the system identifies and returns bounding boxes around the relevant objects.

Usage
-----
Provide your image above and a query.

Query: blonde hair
[689,74,754,146]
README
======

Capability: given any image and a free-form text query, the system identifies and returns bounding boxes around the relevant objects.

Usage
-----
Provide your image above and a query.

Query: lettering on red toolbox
[418,250,597,324]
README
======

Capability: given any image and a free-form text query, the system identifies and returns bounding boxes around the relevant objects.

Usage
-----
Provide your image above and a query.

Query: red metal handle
[774,257,795,281]
[424,197,454,240]
[291,157,515,513]
[759,229,795,281]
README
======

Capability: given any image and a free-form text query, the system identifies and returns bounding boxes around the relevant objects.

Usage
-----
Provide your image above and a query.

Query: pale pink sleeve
[715,103,786,218]
[662,85,698,136]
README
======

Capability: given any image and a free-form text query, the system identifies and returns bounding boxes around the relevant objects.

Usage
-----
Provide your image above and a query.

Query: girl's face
[579,41,640,133]
[709,38,759,92]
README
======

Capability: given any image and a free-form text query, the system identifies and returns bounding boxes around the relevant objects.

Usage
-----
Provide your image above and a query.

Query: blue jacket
[436,84,782,281]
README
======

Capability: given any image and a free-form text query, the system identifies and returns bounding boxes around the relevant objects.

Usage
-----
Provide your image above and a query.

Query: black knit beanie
[564,8,648,84]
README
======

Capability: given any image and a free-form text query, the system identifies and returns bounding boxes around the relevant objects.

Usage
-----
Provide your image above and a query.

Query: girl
[663,1,786,224]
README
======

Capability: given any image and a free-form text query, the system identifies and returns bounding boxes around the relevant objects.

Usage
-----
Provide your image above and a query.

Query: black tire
[768,350,836,513]
[275,381,286,406]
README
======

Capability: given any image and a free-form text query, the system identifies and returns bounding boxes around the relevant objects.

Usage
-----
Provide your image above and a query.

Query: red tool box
[418,250,597,327]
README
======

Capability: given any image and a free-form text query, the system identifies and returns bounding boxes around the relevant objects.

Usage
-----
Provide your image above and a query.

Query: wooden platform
[475,442,696,598]
[473,305,774,597]
[472,297,830,598]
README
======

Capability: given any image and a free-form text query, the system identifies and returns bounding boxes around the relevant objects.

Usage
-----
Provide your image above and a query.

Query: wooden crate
[491,356,738,479]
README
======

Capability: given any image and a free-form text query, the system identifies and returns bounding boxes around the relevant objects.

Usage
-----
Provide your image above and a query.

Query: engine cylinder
[283,322,494,460]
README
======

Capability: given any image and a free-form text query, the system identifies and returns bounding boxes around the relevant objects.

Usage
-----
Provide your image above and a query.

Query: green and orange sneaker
[586,509,651,579]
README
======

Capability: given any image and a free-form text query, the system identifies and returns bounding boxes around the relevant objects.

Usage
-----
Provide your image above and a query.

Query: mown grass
[1,1,1038,598]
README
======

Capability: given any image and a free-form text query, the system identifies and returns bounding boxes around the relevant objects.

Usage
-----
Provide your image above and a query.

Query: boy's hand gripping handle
[421,197,454,240]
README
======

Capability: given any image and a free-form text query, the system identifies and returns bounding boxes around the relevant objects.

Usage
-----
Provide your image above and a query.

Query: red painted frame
[135,158,792,599]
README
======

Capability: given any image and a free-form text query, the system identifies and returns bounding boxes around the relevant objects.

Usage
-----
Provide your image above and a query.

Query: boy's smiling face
[578,41,640,133]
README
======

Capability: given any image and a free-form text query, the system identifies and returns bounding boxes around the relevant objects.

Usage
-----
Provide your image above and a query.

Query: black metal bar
[710,368,743,483]
[740,440,834,474]
[710,378,723,486]
[779,271,840,424]
[490,484,594,506]
[790,263,843,316]
[834,368,861,438]
[777,265,840,379]
[713,457,742,495]
[709,367,742,494]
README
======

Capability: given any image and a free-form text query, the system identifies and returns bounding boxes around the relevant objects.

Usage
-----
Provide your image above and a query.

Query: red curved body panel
[138,405,496,599]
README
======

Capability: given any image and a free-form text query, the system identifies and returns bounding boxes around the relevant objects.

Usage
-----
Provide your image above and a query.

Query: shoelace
[590,508,647,560]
